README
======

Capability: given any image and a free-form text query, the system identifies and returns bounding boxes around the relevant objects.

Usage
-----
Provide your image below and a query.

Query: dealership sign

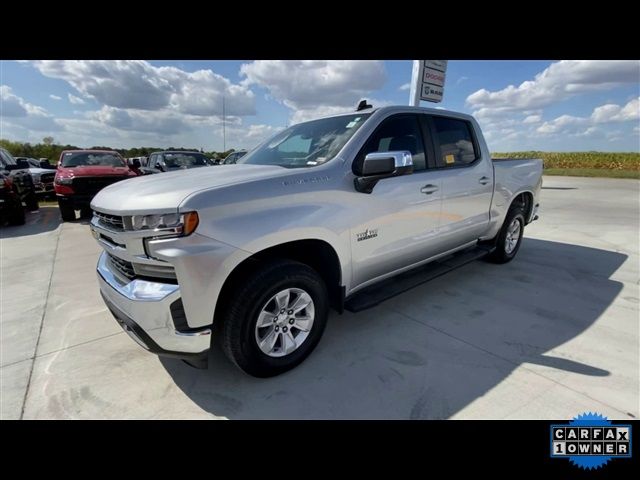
[409,60,448,105]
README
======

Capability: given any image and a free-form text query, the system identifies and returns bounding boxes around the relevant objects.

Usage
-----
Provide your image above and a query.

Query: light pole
[222,91,226,153]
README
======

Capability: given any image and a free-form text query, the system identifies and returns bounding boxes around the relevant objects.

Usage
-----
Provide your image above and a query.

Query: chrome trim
[97,251,178,301]
[174,328,211,337]
[364,150,413,168]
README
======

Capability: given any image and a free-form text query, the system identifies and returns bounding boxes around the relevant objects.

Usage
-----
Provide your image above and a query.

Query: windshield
[61,152,126,168]
[238,113,370,168]
[163,153,209,169]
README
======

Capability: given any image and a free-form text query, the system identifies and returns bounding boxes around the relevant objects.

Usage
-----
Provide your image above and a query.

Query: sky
[1,60,638,152]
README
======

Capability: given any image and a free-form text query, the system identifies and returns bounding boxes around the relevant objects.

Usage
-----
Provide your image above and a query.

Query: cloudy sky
[1,60,638,152]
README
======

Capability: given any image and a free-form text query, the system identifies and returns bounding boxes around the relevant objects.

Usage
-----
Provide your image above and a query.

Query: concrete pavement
[1,176,638,419]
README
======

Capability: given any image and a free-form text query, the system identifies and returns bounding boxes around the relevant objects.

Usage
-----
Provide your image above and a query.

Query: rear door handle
[479,176,490,185]
[420,184,439,194]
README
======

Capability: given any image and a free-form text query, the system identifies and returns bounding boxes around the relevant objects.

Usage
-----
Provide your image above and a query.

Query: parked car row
[1,146,247,226]
[0,147,39,226]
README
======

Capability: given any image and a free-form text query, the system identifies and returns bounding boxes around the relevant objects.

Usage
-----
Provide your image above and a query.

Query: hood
[57,165,133,178]
[91,164,287,215]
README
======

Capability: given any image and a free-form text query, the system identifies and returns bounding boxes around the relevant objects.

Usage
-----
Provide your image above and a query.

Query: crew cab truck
[90,106,542,377]
[55,150,139,221]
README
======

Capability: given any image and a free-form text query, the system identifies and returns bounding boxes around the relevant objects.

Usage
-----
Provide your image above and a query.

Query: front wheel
[25,192,39,211]
[7,203,26,226]
[221,260,329,377]
[486,207,525,264]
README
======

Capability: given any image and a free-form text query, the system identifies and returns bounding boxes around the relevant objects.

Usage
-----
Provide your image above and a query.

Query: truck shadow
[160,238,626,419]
[0,206,61,238]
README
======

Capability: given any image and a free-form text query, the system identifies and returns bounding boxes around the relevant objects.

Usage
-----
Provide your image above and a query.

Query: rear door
[425,115,493,250]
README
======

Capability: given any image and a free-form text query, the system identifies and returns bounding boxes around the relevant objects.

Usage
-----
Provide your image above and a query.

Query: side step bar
[344,245,494,313]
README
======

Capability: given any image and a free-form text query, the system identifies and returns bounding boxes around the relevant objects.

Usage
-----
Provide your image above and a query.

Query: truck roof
[302,105,475,124]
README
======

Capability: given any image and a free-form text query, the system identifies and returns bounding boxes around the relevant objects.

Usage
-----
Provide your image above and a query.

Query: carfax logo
[551,412,632,470]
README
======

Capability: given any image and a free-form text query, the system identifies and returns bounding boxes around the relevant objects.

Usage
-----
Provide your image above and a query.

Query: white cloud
[456,76,469,85]
[536,115,587,134]
[591,97,639,123]
[523,114,542,124]
[467,60,640,111]
[0,85,61,131]
[399,82,411,91]
[27,60,255,116]
[213,123,284,150]
[68,93,86,105]
[536,98,639,136]
[240,60,385,121]
[49,94,62,101]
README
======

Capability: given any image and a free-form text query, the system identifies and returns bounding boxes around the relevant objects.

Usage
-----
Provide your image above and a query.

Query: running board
[344,245,494,313]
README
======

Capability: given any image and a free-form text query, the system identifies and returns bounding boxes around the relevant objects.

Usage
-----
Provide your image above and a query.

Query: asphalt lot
[1,176,638,419]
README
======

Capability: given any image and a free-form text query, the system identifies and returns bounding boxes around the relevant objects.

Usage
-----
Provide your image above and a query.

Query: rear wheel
[58,201,76,222]
[486,206,525,264]
[221,259,329,377]
[7,203,26,226]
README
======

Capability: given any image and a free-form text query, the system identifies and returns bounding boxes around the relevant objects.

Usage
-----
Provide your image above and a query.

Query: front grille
[40,173,55,184]
[108,253,136,281]
[94,211,124,231]
[71,176,128,196]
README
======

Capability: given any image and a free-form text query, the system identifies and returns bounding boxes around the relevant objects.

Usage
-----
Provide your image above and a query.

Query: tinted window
[61,152,125,167]
[432,117,477,167]
[0,148,16,166]
[357,115,426,173]
[162,152,208,169]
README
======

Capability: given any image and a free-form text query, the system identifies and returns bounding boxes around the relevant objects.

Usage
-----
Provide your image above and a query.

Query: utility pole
[222,91,226,152]
[408,60,422,106]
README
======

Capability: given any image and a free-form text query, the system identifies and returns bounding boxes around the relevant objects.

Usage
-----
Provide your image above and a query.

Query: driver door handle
[421,184,439,194]
[479,176,490,185]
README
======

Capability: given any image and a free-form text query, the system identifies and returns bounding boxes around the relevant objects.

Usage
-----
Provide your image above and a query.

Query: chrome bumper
[97,251,211,356]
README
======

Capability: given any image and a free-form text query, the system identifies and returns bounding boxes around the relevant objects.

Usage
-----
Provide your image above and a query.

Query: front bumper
[97,251,211,359]
[57,194,94,209]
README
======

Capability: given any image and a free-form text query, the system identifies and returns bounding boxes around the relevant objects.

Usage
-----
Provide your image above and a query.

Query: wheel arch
[214,239,345,329]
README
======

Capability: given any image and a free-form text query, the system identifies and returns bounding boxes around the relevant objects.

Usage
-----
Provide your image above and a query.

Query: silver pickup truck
[90,106,542,377]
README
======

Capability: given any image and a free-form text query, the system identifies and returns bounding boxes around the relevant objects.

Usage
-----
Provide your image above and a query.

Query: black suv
[0,147,38,218]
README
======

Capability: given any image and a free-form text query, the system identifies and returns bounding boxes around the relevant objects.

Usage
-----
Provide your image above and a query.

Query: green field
[493,152,640,179]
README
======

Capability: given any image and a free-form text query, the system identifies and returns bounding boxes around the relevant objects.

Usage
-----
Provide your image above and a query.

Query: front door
[350,114,444,290]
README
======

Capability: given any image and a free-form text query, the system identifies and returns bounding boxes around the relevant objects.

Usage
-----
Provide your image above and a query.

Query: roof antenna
[356,99,372,112]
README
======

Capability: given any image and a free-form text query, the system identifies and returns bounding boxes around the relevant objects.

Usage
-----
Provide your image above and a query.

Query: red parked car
[55,150,140,221]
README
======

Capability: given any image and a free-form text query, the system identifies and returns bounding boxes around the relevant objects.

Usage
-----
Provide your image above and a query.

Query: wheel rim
[504,218,521,254]
[254,288,315,358]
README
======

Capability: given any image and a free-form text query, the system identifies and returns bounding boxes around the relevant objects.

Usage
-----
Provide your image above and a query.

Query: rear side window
[432,117,478,167]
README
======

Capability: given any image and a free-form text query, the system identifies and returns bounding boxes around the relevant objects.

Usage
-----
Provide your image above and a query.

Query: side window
[356,115,426,173]
[431,117,478,167]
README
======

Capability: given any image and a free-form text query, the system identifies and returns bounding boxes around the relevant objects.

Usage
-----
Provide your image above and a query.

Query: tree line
[0,137,237,164]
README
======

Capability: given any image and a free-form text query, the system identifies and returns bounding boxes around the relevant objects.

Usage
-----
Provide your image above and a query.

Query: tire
[7,203,26,226]
[221,259,329,377]
[25,192,39,211]
[486,206,525,264]
[58,201,76,222]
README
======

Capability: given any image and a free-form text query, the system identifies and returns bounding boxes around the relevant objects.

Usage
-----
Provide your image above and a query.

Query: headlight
[128,211,198,236]
[31,173,41,183]
[55,176,73,185]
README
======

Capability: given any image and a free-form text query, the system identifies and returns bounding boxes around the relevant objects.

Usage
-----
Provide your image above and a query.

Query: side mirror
[131,159,141,168]
[354,151,414,193]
